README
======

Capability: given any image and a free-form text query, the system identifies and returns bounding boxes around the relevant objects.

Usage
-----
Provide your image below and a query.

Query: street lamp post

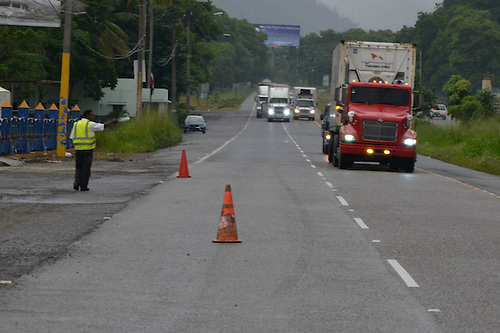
[185,10,223,109]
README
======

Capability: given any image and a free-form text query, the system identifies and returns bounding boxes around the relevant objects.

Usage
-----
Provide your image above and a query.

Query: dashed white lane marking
[387,259,419,288]
[354,218,369,229]
[283,124,422,291]
[336,196,349,206]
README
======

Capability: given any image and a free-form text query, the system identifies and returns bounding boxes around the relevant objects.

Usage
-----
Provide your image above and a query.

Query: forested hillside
[273,0,500,97]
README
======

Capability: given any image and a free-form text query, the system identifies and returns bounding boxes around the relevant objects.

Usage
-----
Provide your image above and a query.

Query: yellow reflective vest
[72,120,96,150]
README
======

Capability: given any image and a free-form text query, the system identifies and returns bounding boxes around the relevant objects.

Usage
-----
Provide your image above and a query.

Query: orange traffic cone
[213,185,241,243]
[177,150,191,178]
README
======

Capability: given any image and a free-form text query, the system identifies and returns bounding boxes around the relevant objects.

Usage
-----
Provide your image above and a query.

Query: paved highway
[0,95,498,332]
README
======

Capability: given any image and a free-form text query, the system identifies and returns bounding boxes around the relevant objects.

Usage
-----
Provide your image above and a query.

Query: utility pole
[186,12,191,108]
[147,1,154,111]
[137,0,146,118]
[171,21,177,112]
[56,0,73,157]
[147,1,153,90]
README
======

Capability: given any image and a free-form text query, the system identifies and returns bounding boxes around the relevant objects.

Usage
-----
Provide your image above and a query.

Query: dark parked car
[184,115,206,133]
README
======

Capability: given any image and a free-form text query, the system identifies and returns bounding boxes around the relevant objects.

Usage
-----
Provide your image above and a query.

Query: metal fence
[0,102,80,155]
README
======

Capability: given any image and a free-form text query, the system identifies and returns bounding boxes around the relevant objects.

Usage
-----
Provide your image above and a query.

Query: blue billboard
[254,24,300,47]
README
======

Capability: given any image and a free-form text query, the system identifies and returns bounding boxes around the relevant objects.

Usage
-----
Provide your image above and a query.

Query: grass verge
[416,117,500,175]
[95,112,182,154]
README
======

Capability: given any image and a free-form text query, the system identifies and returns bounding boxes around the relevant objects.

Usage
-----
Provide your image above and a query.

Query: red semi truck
[322,41,419,172]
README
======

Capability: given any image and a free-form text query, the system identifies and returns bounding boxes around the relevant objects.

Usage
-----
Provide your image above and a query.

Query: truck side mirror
[320,114,324,120]
[254,96,258,102]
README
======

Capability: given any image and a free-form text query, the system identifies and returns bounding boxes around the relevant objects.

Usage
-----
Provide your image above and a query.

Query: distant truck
[264,84,291,122]
[255,82,271,118]
[293,87,317,121]
[321,40,419,172]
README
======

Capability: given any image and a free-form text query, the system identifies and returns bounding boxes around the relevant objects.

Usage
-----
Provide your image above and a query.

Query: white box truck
[321,40,419,172]
[264,84,291,122]
[255,82,270,118]
[293,86,317,121]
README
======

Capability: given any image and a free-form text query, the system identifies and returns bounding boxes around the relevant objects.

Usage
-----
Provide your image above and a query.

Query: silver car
[430,104,448,119]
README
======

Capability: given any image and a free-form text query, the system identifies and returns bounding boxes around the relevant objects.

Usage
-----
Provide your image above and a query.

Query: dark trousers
[74,149,93,190]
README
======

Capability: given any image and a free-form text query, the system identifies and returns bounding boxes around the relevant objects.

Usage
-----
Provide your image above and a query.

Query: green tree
[476,89,498,118]
[0,26,50,102]
[425,5,500,91]
[443,75,472,105]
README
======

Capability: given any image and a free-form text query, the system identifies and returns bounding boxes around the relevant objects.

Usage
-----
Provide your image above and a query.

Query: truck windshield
[350,87,409,106]
[270,98,288,104]
[297,100,314,107]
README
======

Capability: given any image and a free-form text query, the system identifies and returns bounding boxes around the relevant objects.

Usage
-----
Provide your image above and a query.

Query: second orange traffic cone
[213,185,241,243]
[177,150,191,178]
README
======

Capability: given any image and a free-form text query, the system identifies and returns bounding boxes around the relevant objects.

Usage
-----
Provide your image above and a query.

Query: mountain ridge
[211,0,356,35]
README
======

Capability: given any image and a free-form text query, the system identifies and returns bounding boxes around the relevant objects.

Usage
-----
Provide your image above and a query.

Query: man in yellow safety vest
[70,110,118,191]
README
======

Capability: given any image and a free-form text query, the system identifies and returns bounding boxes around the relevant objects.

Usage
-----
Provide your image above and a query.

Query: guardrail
[0,100,80,155]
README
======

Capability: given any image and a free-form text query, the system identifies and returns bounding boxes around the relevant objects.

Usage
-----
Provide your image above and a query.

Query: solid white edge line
[387,259,419,288]
[354,218,369,229]
[336,196,349,206]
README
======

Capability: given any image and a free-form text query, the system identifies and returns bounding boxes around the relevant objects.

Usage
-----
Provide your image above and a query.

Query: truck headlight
[403,138,417,146]
[294,109,300,114]
[344,134,355,142]
[310,110,315,114]
[284,109,290,116]
[268,108,275,115]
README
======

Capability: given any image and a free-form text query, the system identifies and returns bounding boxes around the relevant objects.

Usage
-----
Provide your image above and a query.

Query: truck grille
[362,120,398,142]
[274,107,284,113]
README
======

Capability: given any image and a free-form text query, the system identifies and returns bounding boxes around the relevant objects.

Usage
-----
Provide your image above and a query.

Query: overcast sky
[317,0,439,31]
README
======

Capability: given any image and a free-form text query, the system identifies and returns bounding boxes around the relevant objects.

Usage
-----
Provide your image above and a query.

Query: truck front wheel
[339,152,353,169]
[332,135,339,167]
[327,139,334,162]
